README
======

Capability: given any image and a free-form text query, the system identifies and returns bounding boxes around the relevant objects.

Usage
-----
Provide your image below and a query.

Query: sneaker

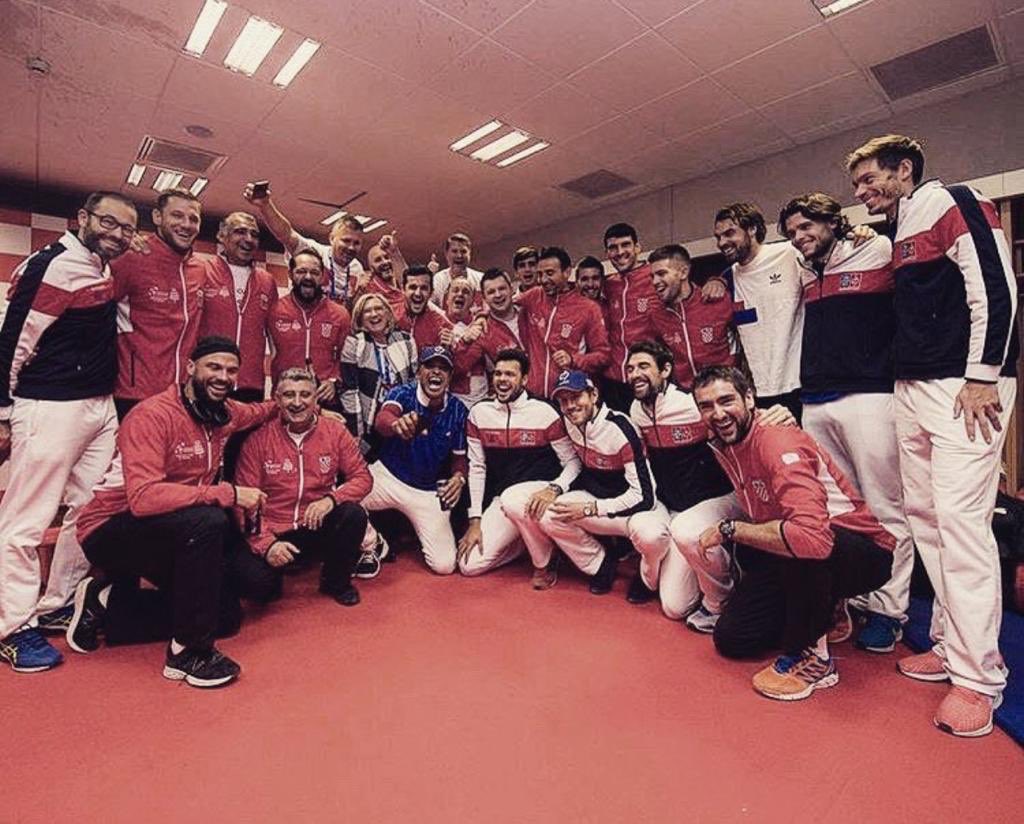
[855,612,903,653]
[897,649,949,683]
[321,581,360,607]
[163,645,241,688]
[37,605,74,634]
[827,599,853,644]
[354,547,382,579]
[753,651,839,701]
[934,685,1003,738]
[685,605,720,634]
[376,534,390,561]
[0,627,63,672]
[66,576,106,654]
[589,551,618,595]
[626,573,657,604]
[531,558,558,591]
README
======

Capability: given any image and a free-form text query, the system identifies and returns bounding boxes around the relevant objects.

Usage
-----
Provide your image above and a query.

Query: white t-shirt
[228,263,250,310]
[432,266,483,306]
[729,242,804,397]
[294,234,365,303]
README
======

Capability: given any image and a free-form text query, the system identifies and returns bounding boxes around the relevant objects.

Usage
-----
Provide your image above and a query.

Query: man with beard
[112,189,206,420]
[512,246,540,293]
[600,223,660,412]
[69,337,279,688]
[536,371,658,596]
[358,233,406,315]
[243,181,365,305]
[847,134,1019,736]
[0,192,137,672]
[357,347,469,575]
[444,275,488,406]
[648,244,734,389]
[575,256,606,304]
[452,269,527,387]
[431,232,483,306]
[234,368,371,607]
[519,247,609,398]
[198,212,278,402]
[267,250,351,409]
[397,264,453,350]
[459,349,581,583]
[692,366,894,702]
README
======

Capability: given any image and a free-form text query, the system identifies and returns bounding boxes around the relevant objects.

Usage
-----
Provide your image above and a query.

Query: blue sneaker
[0,627,64,672]
[37,604,74,634]
[855,612,903,653]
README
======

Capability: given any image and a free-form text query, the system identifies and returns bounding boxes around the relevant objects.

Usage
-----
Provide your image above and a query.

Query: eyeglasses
[87,211,137,236]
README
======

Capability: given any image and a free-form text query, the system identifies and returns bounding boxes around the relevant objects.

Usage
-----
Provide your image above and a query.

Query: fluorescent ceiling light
[224,15,283,76]
[496,141,550,168]
[190,177,209,196]
[152,170,184,192]
[321,210,347,225]
[183,0,227,57]
[353,215,371,224]
[273,38,321,87]
[362,219,387,233]
[814,0,869,17]
[450,120,503,152]
[470,130,530,162]
[126,163,146,186]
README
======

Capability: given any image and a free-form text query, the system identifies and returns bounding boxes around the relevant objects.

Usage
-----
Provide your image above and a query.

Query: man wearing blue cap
[537,369,660,594]
[357,346,469,575]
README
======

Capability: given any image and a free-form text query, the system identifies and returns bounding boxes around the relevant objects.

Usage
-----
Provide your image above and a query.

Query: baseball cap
[419,345,454,369]
[551,370,594,398]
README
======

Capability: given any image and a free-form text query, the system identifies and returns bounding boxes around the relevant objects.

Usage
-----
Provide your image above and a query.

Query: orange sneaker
[827,599,853,644]
[752,651,838,701]
[934,685,1002,738]
[897,649,949,682]
[531,559,558,590]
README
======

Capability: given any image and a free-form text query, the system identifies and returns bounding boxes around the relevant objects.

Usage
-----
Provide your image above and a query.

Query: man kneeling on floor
[693,366,894,701]
[69,337,279,688]
[234,367,372,606]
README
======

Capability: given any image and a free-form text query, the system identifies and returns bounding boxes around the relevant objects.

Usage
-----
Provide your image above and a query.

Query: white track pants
[361,462,456,575]
[671,493,744,614]
[536,490,667,577]
[0,396,118,638]
[803,393,913,620]
[895,377,1016,696]
[457,481,547,576]
[627,508,702,619]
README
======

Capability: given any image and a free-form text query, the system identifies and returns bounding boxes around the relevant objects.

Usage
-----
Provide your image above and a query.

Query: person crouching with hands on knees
[693,366,895,701]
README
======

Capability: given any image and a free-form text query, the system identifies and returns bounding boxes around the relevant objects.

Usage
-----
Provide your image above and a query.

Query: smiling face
[626,351,670,403]
[276,376,317,430]
[446,277,474,318]
[404,272,432,315]
[650,256,689,306]
[556,387,597,427]
[783,213,835,264]
[515,255,539,289]
[188,351,240,403]
[446,239,471,271]
[605,234,639,274]
[289,251,324,304]
[360,295,390,337]
[367,244,394,280]
[153,195,201,254]
[538,256,569,297]
[78,196,137,261]
[330,221,362,266]
[492,357,527,403]
[713,218,755,266]
[482,274,513,316]
[850,157,912,219]
[219,213,260,266]
[576,266,604,301]
[694,378,755,445]
[418,357,452,401]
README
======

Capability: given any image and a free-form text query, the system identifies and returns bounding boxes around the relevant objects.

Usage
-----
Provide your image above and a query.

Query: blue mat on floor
[905,597,1024,745]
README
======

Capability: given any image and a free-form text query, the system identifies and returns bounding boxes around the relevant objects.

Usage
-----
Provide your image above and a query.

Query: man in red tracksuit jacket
[234,367,371,606]
[518,246,609,399]
[70,337,280,688]
[267,249,350,406]
[396,265,453,350]
[452,268,527,387]
[112,188,207,420]
[693,366,894,703]
[647,244,734,389]
[198,212,279,402]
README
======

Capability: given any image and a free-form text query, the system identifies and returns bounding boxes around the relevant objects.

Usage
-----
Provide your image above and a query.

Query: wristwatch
[584,501,598,518]
[546,483,564,496]
[717,518,736,541]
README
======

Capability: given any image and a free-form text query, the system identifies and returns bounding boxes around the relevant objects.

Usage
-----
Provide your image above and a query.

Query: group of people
[0,133,1017,739]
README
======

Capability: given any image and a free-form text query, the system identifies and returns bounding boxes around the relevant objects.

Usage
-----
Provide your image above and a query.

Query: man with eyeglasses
[0,191,137,673]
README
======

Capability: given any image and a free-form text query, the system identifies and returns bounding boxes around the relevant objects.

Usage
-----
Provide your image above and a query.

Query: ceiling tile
[560,114,668,167]
[630,76,750,139]
[492,0,646,78]
[999,9,1024,65]
[614,0,705,28]
[567,31,702,110]
[423,0,535,34]
[507,83,622,143]
[758,71,888,139]
[712,25,855,106]
[146,103,258,157]
[160,57,284,128]
[39,87,157,163]
[657,0,822,73]
[0,56,39,181]
[1,0,38,62]
[425,40,557,115]
[37,0,198,51]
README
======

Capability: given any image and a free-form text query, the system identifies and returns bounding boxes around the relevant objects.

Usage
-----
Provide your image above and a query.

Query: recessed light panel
[183,0,227,57]
[450,120,550,169]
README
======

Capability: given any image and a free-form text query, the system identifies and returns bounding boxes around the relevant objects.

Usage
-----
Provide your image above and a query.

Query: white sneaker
[685,605,720,634]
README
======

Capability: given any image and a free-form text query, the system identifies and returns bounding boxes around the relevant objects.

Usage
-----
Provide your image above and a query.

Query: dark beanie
[190,335,241,362]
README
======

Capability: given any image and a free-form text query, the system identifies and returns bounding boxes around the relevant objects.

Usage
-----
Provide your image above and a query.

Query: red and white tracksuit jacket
[198,256,279,392]
[358,275,406,316]
[452,310,525,381]
[649,284,734,390]
[267,293,351,384]
[77,384,277,543]
[602,263,660,383]
[708,419,895,559]
[397,302,452,350]
[112,237,206,401]
[518,286,610,398]
[234,415,372,555]
[445,309,488,401]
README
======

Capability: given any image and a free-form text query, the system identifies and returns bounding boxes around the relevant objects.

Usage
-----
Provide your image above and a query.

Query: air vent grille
[871,26,999,101]
[136,136,228,176]
[558,169,637,200]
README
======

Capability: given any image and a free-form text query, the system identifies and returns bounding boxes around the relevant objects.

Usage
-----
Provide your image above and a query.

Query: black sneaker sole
[162,665,238,688]
[65,579,100,654]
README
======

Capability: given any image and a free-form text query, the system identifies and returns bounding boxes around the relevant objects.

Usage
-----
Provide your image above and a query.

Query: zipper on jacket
[542,293,560,395]
[174,262,190,385]
[292,438,306,528]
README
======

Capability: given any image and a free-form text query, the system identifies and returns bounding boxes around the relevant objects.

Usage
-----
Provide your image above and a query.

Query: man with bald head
[358,234,407,315]
[198,212,279,402]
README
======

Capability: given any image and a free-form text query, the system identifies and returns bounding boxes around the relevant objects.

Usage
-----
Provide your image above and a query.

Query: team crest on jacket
[321,322,333,338]
[173,440,205,461]
[282,458,294,473]
[752,479,770,502]
[259,293,270,310]
[318,454,332,473]
[839,273,862,291]
[671,426,687,443]
[700,326,714,343]
[899,240,916,262]
[769,272,782,285]
[560,323,573,339]
[636,297,649,313]
[519,431,537,445]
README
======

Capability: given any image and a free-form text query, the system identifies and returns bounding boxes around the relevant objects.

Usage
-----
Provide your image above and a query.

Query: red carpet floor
[5,556,1023,823]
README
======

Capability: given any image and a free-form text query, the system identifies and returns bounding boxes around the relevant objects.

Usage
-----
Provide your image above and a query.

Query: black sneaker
[354,537,385,579]
[66,577,106,654]
[163,645,241,688]
[321,581,361,607]
[37,604,74,634]
[589,551,618,595]
[626,573,657,604]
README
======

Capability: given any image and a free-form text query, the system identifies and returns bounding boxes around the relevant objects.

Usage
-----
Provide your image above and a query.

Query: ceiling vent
[558,169,637,200]
[135,136,228,176]
[870,26,1000,101]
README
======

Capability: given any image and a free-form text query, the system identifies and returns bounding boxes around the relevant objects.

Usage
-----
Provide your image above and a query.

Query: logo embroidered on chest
[318,454,333,473]
[899,240,916,262]
[751,479,770,502]
[700,326,714,343]
[173,440,205,461]
[519,431,537,445]
[636,297,649,313]
[281,458,294,473]
[321,322,333,338]
[768,273,782,285]
[259,294,270,310]
[559,323,573,339]
[838,273,862,291]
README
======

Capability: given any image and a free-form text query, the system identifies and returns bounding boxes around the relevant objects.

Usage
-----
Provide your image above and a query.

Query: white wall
[475,77,1024,267]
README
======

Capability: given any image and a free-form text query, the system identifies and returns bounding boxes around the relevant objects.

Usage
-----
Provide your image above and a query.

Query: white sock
[170,639,185,655]
[811,634,830,660]
[97,585,111,608]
